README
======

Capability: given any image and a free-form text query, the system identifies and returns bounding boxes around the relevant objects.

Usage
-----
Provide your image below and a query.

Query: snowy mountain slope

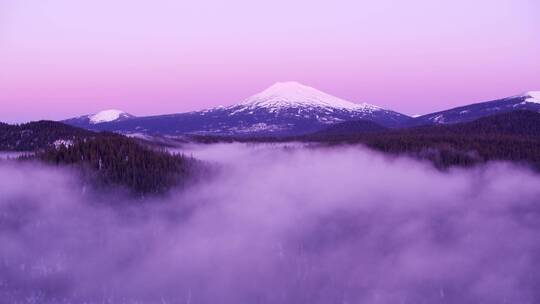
[63,109,135,129]
[413,92,540,126]
[524,91,540,104]
[89,109,134,124]
[64,82,412,136]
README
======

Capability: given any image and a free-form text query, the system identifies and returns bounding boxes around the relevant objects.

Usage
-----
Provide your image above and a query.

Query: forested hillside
[0,120,94,151]
[317,111,540,170]
[34,135,199,196]
[191,111,540,170]
[0,121,201,195]
[310,120,388,137]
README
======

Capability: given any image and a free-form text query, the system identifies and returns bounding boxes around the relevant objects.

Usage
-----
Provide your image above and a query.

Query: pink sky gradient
[1,0,539,122]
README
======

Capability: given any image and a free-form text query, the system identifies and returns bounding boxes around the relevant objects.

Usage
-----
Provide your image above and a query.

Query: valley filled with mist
[1,143,540,303]
[3,98,540,304]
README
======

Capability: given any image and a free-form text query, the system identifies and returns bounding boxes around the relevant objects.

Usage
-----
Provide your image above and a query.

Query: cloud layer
[1,144,540,303]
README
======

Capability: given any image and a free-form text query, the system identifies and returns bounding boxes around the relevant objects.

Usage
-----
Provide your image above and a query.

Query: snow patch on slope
[240,81,380,111]
[524,91,540,104]
[89,109,130,124]
[53,139,74,149]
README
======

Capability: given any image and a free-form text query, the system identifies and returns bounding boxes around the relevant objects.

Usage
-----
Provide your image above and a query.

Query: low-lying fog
[1,143,540,303]
[0,152,31,160]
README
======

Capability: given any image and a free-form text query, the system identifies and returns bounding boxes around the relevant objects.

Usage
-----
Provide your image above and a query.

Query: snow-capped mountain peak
[89,109,132,124]
[63,83,412,135]
[524,91,540,104]
[240,81,380,111]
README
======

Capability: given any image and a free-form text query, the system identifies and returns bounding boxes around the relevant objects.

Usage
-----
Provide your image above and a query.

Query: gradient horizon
[1,0,539,123]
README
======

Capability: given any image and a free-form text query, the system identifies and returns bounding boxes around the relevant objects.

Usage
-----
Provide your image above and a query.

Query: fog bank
[1,144,540,303]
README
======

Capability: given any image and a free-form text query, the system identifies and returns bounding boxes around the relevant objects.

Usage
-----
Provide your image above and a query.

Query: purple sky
[1,0,539,122]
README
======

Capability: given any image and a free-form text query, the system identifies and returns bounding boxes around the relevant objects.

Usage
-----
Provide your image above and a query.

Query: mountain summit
[201,81,411,133]
[240,81,379,111]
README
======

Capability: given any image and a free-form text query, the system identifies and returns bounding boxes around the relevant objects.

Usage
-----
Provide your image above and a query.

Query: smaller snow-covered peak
[240,81,380,111]
[524,91,540,104]
[89,109,132,124]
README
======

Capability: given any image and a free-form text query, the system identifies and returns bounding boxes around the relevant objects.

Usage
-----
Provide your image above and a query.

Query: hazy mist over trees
[1,144,540,303]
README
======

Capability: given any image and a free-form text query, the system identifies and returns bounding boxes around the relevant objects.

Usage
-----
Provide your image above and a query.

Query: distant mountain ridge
[307,110,540,140]
[61,84,540,137]
[62,82,412,136]
[414,91,540,125]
